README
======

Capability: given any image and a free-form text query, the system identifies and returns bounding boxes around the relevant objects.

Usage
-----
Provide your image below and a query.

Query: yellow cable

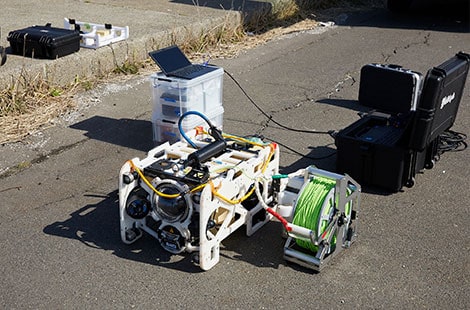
[222,133,267,147]
[190,183,207,193]
[128,159,208,198]
[127,160,181,198]
[127,138,276,204]
[261,143,275,173]
[207,143,275,205]
[209,180,257,205]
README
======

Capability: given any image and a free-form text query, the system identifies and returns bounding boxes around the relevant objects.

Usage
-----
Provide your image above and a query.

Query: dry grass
[0,0,382,145]
[0,68,78,144]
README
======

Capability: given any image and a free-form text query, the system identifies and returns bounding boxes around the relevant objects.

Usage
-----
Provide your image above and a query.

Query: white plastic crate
[150,67,223,124]
[153,106,224,144]
[64,18,129,49]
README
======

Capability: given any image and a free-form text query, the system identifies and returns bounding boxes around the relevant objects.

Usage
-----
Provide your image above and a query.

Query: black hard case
[359,64,423,112]
[7,25,80,59]
[409,52,470,151]
[336,53,469,192]
[335,64,426,192]
[335,112,422,192]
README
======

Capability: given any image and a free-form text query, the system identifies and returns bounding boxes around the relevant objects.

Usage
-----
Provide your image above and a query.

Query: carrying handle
[387,64,403,69]
[457,51,470,61]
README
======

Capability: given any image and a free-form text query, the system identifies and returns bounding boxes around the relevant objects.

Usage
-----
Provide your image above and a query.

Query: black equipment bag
[335,111,422,192]
[336,63,424,192]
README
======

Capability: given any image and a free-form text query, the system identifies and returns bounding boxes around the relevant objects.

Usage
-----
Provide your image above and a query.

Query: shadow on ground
[70,115,155,152]
[331,0,469,33]
[42,189,295,272]
[43,190,204,273]
[172,0,468,33]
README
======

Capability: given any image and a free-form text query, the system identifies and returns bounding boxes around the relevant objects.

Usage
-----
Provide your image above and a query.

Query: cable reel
[291,176,353,254]
[292,177,336,253]
[283,167,360,271]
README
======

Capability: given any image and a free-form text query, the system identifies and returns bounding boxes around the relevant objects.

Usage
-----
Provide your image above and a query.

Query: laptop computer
[149,45,219,79]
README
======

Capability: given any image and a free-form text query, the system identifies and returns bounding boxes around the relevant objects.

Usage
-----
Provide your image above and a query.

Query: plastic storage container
[150,67,224,124]
[64,18,129,49]
[153,106,224,144]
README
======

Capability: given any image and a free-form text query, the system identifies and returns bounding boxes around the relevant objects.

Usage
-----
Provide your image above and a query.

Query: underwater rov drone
[118,112,360,271]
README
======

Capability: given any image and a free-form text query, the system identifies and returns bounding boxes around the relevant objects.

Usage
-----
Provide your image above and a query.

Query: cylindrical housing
[186,140,227,167]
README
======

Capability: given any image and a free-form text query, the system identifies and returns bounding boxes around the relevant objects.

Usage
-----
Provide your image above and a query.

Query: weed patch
[0,0,383,145]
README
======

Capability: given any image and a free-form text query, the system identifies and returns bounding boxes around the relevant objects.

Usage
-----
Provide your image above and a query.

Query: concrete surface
[1,1,470,309]
[0,0,278,88]
[0,0,283,167]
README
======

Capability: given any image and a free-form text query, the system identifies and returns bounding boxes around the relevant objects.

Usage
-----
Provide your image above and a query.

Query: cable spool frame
[282,166,361,271]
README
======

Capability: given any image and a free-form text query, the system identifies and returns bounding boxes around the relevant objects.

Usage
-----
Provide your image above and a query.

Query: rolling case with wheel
[335,53,469,192]
[335,111,420,192]
[335,62,424,192]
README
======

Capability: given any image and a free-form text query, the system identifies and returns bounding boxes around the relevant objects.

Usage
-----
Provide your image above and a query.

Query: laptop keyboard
[173,64,206,77]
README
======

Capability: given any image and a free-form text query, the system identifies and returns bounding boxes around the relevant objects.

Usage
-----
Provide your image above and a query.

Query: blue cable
[178,111,214,148]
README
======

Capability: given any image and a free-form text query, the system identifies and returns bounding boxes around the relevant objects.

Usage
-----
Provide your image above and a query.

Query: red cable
[265,207,291,232]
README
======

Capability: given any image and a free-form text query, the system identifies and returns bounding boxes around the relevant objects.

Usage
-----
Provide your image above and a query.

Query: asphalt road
[1,4,469,309]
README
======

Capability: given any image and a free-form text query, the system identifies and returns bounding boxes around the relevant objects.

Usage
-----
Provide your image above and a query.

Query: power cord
[224,68,468,165]
[437,129,467,156]
[263,136,336,160]
[1,27,7,66]
[0,46,6,66]
[224,70,335,136]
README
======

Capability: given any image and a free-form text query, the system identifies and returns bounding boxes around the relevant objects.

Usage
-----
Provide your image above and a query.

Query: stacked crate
[150,67,224,144]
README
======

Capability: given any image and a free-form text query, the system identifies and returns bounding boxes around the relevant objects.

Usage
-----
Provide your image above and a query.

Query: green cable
[292,176,337,253]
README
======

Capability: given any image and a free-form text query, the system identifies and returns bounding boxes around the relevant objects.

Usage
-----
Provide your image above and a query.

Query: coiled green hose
[292,176,338,253]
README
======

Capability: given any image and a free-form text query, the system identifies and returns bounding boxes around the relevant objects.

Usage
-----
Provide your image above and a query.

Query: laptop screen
[149,45,192,74]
